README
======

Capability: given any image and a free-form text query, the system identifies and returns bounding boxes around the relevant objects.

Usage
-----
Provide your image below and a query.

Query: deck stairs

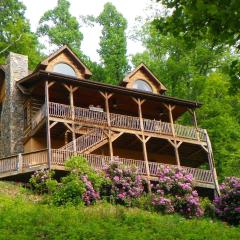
[60,128,122,154]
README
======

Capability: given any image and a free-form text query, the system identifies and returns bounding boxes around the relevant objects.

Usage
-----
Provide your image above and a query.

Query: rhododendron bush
[29,169,55,194]
[214,177,240,225]
[103,161,146,206]
[30,157,207,219]
[152,166,203,218]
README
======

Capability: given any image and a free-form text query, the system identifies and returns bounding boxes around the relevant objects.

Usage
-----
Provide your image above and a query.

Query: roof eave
[18,70,202,109]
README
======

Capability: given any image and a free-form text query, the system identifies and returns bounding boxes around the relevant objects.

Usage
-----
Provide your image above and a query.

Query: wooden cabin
[0,46,219,194]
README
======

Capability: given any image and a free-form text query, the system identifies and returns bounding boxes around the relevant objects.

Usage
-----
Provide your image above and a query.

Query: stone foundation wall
[0,53,28,157]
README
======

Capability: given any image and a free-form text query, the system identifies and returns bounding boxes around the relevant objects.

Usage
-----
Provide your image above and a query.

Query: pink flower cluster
[152,166,203,218]
[214,177,240,225]
[104,162,145,206]
[152,196,174,213]
[81,175,100,206]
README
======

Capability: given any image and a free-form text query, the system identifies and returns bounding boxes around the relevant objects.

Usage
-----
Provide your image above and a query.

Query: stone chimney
[1,52,28,157]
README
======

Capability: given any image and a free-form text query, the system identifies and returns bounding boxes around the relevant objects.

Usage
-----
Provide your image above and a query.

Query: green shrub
[65,155,106,191]
[131,195,153,211]
[51,156,105,206]
[201,198,216,218]
[51,174,86,206]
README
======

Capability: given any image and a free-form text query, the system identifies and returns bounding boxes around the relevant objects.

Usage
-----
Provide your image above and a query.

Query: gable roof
[34,45,92,77]
[121,63,167,94]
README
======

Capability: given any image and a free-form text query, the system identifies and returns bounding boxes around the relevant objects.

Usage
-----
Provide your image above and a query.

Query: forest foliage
[0,0,239,178]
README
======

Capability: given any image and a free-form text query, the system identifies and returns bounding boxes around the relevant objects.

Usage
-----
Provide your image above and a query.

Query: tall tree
[97,3,129,84]
[37,0,83,53]
[0,0,41,69]
[154,1,240,93]
[154,0,240,49]
[132,21,240,178]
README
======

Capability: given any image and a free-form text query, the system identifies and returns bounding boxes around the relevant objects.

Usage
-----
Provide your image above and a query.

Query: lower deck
[0,149,216,190]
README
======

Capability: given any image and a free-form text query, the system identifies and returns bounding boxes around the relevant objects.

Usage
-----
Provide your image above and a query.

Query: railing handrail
[46,102,206,142]
[61,128,106,152]
[51,149,214,184]
[22,148,48,156]
[0,149,213,185]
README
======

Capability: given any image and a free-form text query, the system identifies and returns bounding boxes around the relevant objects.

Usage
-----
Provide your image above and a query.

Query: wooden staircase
[61,128,122,154]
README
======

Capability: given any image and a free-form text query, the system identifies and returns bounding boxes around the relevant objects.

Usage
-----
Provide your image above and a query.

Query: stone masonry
[0,52,28,157]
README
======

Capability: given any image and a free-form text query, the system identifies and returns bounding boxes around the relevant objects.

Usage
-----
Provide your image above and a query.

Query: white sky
[21,0,158,62]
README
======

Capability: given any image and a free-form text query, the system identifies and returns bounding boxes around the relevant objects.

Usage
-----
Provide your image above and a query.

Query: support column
[69,86,76,152]
[133,98,151,193]
[164,104,181,167]
[203,130,220,196]
[63,84,78,153]
[189,109,200,141]
[100,92,113,158]
[45,81,51,168]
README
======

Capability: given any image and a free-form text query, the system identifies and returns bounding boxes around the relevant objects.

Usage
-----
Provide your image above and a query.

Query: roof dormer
[120,63,167,94]
[34,45,92,79]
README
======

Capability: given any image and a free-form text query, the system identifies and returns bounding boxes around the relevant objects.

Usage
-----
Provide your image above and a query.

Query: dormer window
[53,63,76,77]
[133,79,153,92]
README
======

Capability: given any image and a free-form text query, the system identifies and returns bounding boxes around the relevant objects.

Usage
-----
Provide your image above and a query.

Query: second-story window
[53,63,77,77]
[133,79,153,92]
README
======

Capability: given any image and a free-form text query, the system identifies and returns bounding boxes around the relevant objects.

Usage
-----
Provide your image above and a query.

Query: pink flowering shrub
[103,162,146,206]
[152,195,174,213]
[81,175,100,206]
[30,169,55,194]
[51,156,103,206]
[214,177,240,225]
[152,166,203,218]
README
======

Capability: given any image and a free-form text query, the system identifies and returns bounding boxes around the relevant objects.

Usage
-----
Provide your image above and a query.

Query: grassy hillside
[0,181,239,240]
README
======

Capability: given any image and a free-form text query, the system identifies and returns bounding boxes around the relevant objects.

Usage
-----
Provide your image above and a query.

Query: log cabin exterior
[0,46,219,194]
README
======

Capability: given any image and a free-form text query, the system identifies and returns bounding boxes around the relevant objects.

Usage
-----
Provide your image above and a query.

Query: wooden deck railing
[0,149,48,176]
[45,102,206,142]
[51,149,214,184]
[0,149,214,185]
[22,150,48,168]
[0,155,19,173]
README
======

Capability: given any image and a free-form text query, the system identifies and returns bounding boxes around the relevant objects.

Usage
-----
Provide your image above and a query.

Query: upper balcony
[31,102,207,145]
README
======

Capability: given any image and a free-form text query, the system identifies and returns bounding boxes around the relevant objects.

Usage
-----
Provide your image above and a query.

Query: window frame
[132,79,153,92]
[53,62,77,77]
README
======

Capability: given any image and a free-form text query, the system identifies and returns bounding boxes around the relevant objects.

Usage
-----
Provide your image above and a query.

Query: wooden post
[133,98,151,193]
[204,129,220,196]
[17,153,23,172]
[63,84,78,152]
[192,110,198,129]
[69,86,76,152]
[189,109,200,141]
[100,92,113,158]
[45,81,51,168]
[164,104,181,167]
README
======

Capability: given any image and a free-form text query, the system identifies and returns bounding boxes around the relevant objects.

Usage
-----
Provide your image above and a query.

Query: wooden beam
[69,86,76,152]
[48,81,56,88]
[134,97,151,193]
[50,121,58,129]
[63,122,73,132]
[100,91,114,158]
[134,133,143,142]
[45,81,51,168]
[188,148,203,158]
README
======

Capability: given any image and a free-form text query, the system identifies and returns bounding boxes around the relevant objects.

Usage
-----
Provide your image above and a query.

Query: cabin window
[53,63,76,77]
[133,79,153,92]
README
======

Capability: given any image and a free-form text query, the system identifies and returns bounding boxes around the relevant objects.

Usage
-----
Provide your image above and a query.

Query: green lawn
[0,181,239,240]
